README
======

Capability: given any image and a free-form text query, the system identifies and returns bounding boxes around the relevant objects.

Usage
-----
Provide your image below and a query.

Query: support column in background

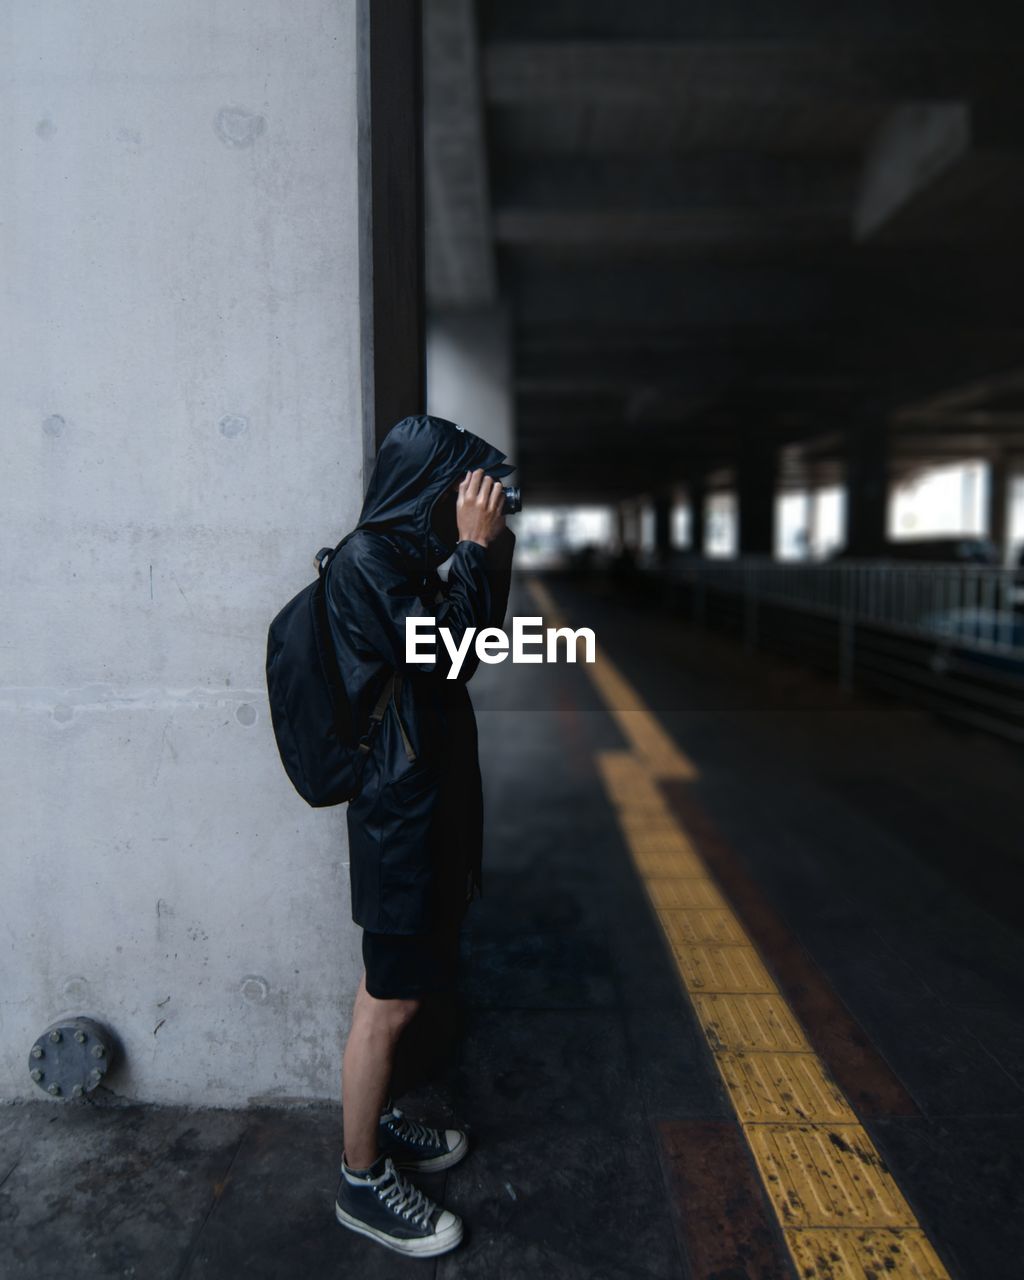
[688,473,707,555]
[368,0,426,444]
[616,504,629,553]
[616,500,643,554]
[653,491,673,560]
[737,438,777,556]
[845,412,889,557]
[988,453,1009,562]
[426,307,514,460]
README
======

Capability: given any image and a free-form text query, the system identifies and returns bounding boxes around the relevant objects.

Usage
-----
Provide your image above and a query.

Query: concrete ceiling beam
[894,367,1024,419]
[480,2,1024,45]
[483,42,1021,108]
[491,152,858,211]
[493,208,846,249]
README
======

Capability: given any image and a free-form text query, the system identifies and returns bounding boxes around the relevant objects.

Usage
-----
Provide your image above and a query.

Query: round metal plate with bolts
[28,1017,115,1099]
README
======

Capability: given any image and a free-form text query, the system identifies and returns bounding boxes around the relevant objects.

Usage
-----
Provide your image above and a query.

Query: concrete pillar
[684,477,708,624]
[653,492,673,558]
[988,454,1010,561]
[426,307,514,460]
[616,504,629,552]
[688,474,707,555]
[737,439,776,556]
[3,1,379,1106]
[616,500,643,552]
[845,413,889,557]
[368,0,426,442]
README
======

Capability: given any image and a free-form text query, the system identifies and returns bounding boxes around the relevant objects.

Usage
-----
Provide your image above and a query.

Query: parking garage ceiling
[425,0,1024,501]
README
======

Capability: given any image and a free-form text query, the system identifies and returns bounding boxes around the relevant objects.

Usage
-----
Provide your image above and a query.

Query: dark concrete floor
[3,572,1023,1278]
[546,571,1024,1280]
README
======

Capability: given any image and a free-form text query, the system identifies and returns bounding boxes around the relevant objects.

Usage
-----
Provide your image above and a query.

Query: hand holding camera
[457,469,512,548]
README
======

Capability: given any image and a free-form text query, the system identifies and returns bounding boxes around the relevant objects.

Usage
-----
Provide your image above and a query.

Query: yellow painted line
[524,577,952,1280]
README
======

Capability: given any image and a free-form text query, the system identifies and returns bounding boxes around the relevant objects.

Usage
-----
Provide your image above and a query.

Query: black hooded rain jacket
[324,415,516,935]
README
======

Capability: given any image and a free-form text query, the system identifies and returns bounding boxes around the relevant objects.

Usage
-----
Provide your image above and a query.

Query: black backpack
[265,536,398,807]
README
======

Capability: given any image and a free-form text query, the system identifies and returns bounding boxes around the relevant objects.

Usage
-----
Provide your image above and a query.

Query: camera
[502,485,522,515]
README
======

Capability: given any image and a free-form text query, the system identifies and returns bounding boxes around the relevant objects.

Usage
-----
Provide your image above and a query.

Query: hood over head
[356,415,515,568]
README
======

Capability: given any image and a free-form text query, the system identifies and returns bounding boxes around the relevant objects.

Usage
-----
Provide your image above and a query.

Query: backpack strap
[358,671,417,764]
[314,532,354,577]
[389,672,417,763]
[360,673,396,754]
[319,533,417,767]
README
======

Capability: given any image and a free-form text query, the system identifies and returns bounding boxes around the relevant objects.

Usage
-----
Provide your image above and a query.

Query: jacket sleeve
[483,527,516,630]
[345,533,515,684]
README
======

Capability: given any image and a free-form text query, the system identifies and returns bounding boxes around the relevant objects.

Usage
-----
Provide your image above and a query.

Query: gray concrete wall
[427,308,515,460]
[2,1,372,1106]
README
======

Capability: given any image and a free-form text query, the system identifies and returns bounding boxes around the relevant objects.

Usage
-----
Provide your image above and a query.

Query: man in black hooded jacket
[326,415,515,1257]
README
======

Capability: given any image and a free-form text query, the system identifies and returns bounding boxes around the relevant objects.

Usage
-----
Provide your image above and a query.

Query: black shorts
[361,926,462,999]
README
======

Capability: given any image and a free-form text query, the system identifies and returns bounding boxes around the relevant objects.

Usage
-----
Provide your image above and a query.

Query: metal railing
[643,555,1024,741]
[669,559,1024,659]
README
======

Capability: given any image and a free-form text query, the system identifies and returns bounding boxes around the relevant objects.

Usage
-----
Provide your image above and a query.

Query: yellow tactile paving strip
[657,906,748,946]
[524,578,952,1280]
[747,1124,918,1228]
[646,876,728,910]
[670,939,780,994]
[717,1054,857,1125]
[786,1229,951,1280]
[692,992,811,1054]
[527,578,698,780]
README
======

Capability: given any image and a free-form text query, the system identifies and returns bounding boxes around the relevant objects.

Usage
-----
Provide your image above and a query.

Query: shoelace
[383,1106,438,1149]
[374,1159,435,1227]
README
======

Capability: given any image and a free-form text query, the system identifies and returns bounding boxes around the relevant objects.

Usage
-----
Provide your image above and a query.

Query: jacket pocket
[386,762,438,810]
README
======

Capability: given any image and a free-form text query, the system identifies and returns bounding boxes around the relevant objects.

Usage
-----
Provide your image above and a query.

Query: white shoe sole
[334,1203,463,1256]
[390,1131,469,1173]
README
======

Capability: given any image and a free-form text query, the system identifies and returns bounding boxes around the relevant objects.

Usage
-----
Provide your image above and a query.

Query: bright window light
[672,502,691,549]
[889,461,987,539]
[513,505,615,568]
[639,503,656,553]
[706,491,737,558]
[776,493,812,560]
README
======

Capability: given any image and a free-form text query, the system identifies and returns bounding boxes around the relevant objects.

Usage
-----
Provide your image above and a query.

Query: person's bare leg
[341,968,422,1169]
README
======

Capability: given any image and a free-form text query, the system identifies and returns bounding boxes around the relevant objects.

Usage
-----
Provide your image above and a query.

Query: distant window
[513,505,615,568]
[889,461,987,539]
[1009,475,1024,567]
[671,502,691,549]
[776,488,845,560]
[706,492,737,558]
[811,487,845,559]
[776,493,811,561]
[639,503,656,553]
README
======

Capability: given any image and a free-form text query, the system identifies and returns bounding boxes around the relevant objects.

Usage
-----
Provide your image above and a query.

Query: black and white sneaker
[335,1152,463,1257]
[377,1100,469,1172]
